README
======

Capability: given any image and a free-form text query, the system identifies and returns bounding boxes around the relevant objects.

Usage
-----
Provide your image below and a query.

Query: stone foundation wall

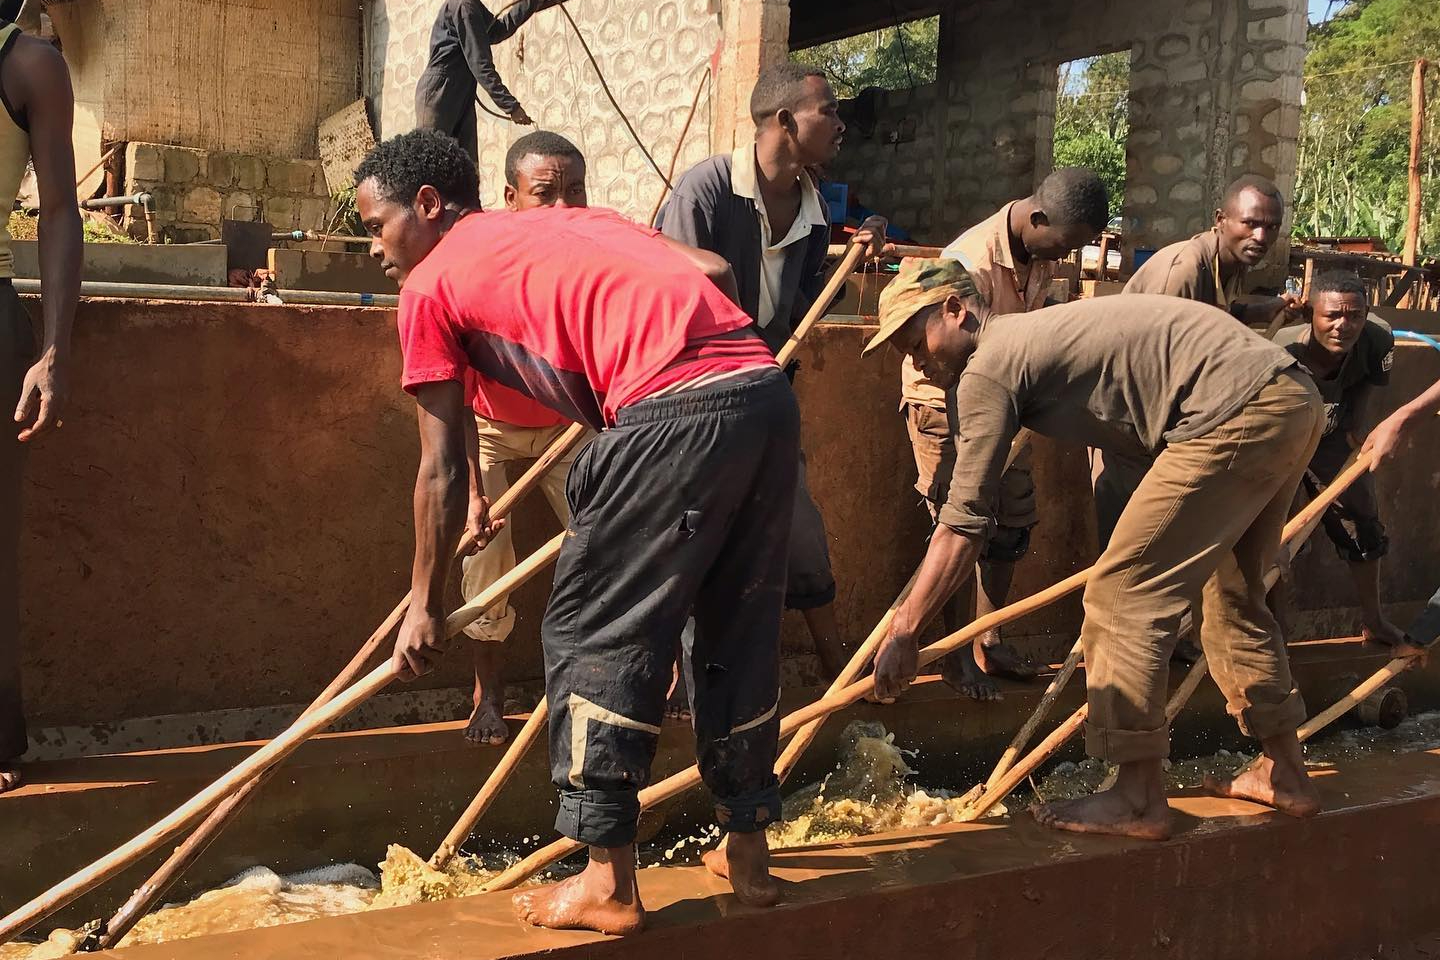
[123,142,333,244]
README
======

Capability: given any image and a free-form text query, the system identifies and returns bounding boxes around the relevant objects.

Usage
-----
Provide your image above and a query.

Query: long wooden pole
[90,425,587,948]
[428,697,551,869]
[481,559,1093,893]
[826,243,945,259]
[980,638,1084,795]
[0,533,567,947]
[0,664,395,944]
[776,243,866,367]
[1402,59,1429,273]
[1295,651,1424,742]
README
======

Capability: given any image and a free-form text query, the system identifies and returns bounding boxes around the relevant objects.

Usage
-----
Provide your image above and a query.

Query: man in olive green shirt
[863,259,1324,841]
[1124,174,1297,325]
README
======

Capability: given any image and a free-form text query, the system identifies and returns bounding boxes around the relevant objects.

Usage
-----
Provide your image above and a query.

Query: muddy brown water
[7,713,1440,958]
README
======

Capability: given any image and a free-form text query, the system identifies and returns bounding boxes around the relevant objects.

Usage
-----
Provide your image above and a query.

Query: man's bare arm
[461,404,503,554]
[1363,378,1440,471]
[393,380,470,680]
[9,37,80,442]
[655,234,740,306]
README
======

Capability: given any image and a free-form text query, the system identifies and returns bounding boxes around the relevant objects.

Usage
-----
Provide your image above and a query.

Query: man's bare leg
[1202,731,1322,817]
[939,578,1001,701]
[701,829,781,906]
[971,558,1041,682]
[664,636,691,722]
[1350,558,1408,649]
[1031,758,1173,840]
[513,844,646,935]
[803,603,850,681]
[464,642,510,746]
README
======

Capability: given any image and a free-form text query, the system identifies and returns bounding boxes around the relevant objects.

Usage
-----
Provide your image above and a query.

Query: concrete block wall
[366,0,725,220]
[821,0,1306,270]
[123,143,333,244]
[829,84,942,241]
[709,0,794,154]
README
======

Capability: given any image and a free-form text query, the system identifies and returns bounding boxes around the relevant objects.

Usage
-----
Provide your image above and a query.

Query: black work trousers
[543,368,797,848]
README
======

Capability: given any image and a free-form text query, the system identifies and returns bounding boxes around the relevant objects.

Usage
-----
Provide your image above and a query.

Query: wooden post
[1096,234,1112,281]
[1402,59,1428,281]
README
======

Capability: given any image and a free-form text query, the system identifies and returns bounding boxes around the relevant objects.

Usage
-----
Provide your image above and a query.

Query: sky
[1309,0,1340,23]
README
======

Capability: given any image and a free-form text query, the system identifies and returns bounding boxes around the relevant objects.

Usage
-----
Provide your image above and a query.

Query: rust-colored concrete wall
[17,298,1440,729]
[16,302,933,728]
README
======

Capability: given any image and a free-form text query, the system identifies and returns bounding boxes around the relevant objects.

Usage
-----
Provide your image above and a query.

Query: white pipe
[11,280,397,308]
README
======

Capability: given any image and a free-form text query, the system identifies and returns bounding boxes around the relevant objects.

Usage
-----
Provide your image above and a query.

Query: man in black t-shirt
[1272,270,1403,649]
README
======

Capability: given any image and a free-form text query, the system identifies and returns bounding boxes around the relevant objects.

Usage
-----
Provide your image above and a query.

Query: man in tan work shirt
[906,167,1108,700]
[867,259,1324,840]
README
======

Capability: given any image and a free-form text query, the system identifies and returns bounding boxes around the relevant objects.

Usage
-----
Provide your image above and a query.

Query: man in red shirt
[356,130,795,933]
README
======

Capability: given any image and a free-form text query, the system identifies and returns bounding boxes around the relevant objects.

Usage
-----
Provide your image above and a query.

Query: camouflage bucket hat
[863,256,979,356]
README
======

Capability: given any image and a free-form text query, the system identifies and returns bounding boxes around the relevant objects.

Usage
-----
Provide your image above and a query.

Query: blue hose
[1395,330,1440,353]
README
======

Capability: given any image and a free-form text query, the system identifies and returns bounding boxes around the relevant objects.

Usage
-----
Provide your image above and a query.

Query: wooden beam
[1403,59,1429,272]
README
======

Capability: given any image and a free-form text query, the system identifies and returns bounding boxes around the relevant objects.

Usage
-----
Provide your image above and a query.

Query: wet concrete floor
[87,745,1440,960]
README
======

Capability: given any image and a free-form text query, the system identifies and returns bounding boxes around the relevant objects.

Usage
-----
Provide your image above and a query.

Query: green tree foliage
[1053,53,1130,218]
[1295,0,1440,253]
[791,17,939,99]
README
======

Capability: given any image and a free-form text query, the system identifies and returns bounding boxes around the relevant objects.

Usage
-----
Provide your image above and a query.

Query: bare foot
[941,650,1001,702]
[512,861,645,936]
[974,638,1040,682]
[464,699,511,746]
[702,831,779,907]
[664,660,691,723]
[1362,619,1411,651]
[1031,760,1172,840]
[0,764,21,794]
[1202,754,1321,818]
[1031,788,1172,840]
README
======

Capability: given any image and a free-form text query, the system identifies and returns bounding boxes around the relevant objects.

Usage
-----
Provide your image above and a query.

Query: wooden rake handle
[72,425,586,950]
[481,556,1093,892]
[4,533,568,948]
[775,243,866,369]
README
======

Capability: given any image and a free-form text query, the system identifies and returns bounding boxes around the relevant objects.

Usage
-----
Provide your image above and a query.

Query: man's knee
[786,514,836,609]
[1334,517,1389,564]
[983,525,1032,563]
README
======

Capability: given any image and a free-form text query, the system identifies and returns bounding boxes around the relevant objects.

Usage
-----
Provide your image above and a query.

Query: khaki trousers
[1082,369,1323,763]
[460,418,590,642]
